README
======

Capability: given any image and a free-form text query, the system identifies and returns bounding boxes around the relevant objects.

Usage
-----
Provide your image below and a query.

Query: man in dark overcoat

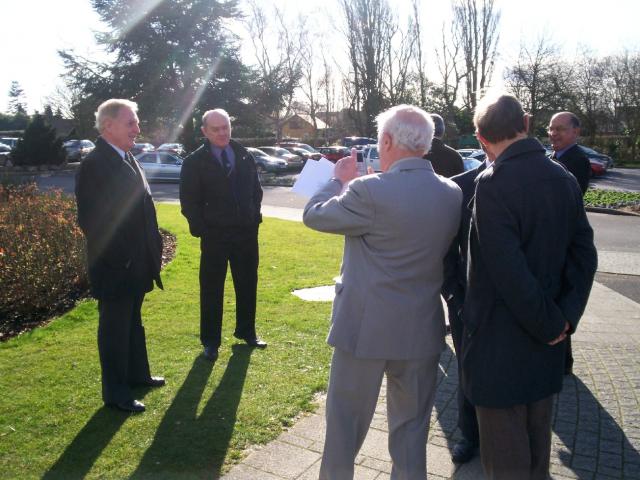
[462,94,597,479]
[423,113,464,178]
[76,99,165,413]
[179,109,265,363]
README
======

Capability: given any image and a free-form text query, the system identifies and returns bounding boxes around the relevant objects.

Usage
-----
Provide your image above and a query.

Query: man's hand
[333,148,359,184]
[548,321,570,346]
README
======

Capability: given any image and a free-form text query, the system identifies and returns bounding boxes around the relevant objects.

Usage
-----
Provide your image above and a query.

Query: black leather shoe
[451,439,478,464]
[139,376,165,387]
[109,399,145,413]
[203,346,218,361]
[238,336,267,348]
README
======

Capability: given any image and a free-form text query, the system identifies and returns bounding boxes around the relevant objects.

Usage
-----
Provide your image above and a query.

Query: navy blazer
[462,138,597,408]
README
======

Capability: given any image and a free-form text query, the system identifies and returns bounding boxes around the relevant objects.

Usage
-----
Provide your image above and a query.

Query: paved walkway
[220,208,640,480]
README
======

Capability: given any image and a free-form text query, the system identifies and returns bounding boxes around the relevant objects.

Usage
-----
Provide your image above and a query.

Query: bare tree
[570,46,611,143]
[245,0,305,140]
[452,0,500,109]
[340,0,393,136]
[607,50,640,160]
[434,22,466,122]
[504,34,572,136]
[411,0,427,107]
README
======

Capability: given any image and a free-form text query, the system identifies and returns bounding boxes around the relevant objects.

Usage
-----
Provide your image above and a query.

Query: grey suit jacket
[303,157,462,360]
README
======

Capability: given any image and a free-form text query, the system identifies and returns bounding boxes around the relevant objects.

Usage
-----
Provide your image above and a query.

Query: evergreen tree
[7,81,27,115]
[11,114,66,166]
[60,0,254,138]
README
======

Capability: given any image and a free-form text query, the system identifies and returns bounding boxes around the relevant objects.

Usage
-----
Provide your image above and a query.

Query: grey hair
[376,105,435,153]
[431,114,445,138]
[202,108,231,128]
[95,99,138,132]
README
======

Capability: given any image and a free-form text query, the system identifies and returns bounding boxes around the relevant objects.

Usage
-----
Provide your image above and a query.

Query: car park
[63,139,96,162]
[157,143,186,156]
[317,146,349,163]
[247,147,288,173]
[131,142,155,156]
[135,151,183,181]
[257,146,304,171]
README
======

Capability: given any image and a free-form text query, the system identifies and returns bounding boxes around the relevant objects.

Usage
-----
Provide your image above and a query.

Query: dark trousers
[199,227,259,349]
[476,395,554,480]
[97,292,152,404]
[448,303,479,445]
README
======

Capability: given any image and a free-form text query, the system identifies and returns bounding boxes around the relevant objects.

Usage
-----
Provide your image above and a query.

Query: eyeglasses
[547,126,571,134]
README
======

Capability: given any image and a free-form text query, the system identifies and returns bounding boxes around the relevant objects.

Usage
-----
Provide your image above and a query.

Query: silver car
[136,151,183,181]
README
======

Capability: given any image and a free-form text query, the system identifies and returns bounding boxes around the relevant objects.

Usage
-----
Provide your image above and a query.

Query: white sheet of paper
[291,158,336,198]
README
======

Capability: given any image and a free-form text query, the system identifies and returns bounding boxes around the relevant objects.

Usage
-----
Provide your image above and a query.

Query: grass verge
[0,203,342,479]
[584,188,640,208]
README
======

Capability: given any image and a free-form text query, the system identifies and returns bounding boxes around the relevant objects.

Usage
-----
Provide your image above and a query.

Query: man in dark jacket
[180,109,265,363]
[76,99,165,413]
[441,151,492,464]
[548,111,591,375]
[462,94,597,479]
[423,113,464,178]
[548,112,590,194]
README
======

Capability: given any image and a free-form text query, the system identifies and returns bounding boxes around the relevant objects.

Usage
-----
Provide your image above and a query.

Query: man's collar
[106,141,126,160]
[554,143,577,158]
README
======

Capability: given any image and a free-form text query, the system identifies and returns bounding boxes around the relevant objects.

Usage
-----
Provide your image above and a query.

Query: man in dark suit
[180,109,265,363]
[548,111,591,375]
[441,149,493,463]
[423,113,464,178]
[462,94,597,479]
[549,112,590,194]
[76,99,165,413]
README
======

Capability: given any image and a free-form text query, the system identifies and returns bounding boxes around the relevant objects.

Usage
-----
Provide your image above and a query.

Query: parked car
[135,151,183,181]
[0,137,20,150]
[157,143,186,156]
[247,147,288,173]
[317,146,349,163]
[361,144,381,172]
[278,142,322,155]
[0,143,11,166]
[257,146,304,171]
[283,146,323,161]
[131,142,155,156]
[342,136,376,149]
[456,148,486,161]
[579,145,614,170]
[463,158,482,171]
[63,139,96,162]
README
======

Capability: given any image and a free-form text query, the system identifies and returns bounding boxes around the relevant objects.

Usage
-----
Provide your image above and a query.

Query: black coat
[179,139,263,238]
[441,162,486,312]
[462,138,597,408]
[75,137,163,300]
[555,144,590,194]
[424,138,465,178]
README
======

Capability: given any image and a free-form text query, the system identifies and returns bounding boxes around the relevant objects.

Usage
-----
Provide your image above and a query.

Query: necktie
[125,152,138,174]
[220,149,232,176]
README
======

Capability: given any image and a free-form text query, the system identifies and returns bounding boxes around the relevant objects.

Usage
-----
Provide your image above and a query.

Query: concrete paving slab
[242,440,321,478]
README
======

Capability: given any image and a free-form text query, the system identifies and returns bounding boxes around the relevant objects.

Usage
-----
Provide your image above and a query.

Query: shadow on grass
[43,407,128,479]
[130,343,253,479]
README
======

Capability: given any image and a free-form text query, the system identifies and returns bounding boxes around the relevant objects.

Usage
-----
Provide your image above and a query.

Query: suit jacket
[442,162,487,313]
[303,158,462,360]
[76,137,163,300]
[423,138,465,178]
[555,144,590,194]
[179,139,263,238]
[462,138,597,408]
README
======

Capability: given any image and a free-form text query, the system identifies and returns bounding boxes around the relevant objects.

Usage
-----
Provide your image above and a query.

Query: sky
[2,0,639,115]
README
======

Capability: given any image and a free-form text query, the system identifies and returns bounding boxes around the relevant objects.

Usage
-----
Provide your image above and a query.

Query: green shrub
[11,114,66,166]
[0,184,88,335]
[584,188,640,208]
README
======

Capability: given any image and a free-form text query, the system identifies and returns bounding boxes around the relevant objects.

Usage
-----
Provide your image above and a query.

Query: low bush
[584,188,640,208]
[0,183,88,337]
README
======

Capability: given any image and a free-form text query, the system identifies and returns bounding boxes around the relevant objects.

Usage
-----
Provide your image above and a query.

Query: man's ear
[523,113,531,134]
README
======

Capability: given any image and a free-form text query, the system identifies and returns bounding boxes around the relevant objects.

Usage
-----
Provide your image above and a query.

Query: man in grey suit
[304,104,462,480]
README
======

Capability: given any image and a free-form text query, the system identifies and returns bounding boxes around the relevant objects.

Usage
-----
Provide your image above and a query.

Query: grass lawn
[0,203,342,479]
